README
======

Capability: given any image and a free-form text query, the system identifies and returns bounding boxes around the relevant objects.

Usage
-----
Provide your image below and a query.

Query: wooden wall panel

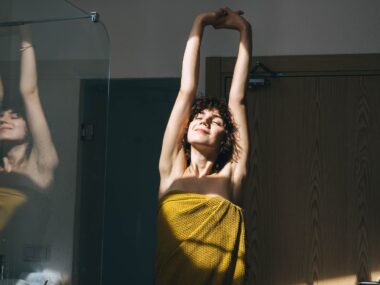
[215,58,380,285]
[366,77,380,282]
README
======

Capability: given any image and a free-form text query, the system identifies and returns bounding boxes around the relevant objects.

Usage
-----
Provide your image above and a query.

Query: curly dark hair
[182,97,239,172]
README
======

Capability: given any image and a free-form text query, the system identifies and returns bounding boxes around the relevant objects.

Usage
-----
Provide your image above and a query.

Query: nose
[200,117,212,127]
[0,112,10,123]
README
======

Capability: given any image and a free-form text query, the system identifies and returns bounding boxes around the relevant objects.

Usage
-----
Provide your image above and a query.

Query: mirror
[0,0,110,284]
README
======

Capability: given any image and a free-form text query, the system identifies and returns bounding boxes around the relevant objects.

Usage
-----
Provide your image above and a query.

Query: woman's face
[187,108,225,150]
[0,109,28,142]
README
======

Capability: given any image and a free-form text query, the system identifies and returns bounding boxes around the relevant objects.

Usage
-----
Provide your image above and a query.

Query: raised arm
[159,10,226,178]
[19,25,58,186]
[0,75,3,104]
[218,8,252,185]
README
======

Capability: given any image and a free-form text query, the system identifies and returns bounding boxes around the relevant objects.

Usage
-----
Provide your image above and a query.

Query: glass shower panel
[0,1,110,284]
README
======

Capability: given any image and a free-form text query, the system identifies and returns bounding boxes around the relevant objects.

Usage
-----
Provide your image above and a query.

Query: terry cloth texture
[155,191,245,285]
[0,187,27,231]
[0,172,42,232]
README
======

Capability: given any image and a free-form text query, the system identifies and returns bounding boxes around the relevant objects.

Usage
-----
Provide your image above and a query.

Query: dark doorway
[101,79,179,285]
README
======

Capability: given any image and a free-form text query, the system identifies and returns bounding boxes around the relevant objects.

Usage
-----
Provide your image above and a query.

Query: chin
[0,136,26,142]
[188,137,208,145]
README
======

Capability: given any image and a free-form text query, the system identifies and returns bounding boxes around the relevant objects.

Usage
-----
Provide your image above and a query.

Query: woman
[156,7,252,285]
[0,25,58,231]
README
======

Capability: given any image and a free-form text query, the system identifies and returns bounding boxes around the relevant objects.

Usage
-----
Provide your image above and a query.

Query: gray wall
[71,0,380,90]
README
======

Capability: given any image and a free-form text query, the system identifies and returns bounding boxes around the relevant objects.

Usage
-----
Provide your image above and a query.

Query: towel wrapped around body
[155,191,245,285]
[0,187,27,231]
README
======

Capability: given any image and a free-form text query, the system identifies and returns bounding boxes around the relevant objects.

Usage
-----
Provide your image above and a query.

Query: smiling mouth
[195,128,209,134]
[0,126,12,130]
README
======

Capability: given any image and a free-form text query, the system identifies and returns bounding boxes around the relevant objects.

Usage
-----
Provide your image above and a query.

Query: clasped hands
[197,7,250,31]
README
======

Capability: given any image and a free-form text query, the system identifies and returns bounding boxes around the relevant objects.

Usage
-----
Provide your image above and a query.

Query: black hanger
[250,61,285,78]
[248,61,285,88]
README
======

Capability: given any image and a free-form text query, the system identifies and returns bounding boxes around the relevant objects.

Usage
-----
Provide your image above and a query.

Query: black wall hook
[250,61,285,78]
[248,61,285,88]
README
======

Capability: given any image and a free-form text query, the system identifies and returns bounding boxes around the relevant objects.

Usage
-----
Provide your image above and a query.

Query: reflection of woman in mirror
[0,25,58,232]
[156,7,251,284]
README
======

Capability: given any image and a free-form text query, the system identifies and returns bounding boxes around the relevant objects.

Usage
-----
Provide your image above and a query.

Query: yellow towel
[155,191,245,285]
[0,187,27,231]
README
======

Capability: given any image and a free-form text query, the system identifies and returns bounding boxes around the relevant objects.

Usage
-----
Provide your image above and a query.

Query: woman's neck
[2,143,29,172]
[189,146,218,177]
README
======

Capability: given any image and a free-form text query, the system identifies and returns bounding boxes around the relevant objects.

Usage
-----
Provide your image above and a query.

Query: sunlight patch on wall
[293,274,356,285]
[372,270,380,283]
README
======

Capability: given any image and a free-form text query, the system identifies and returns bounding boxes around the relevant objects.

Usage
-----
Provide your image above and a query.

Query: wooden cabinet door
[242,75,380,285]
[208,56,380,285]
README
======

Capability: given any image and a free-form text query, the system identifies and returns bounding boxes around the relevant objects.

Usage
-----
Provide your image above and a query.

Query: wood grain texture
[307,78,322,285]
[243,88,261,285]
[208,54,380,284]
[354,76,371,282]
[365,77,380,282]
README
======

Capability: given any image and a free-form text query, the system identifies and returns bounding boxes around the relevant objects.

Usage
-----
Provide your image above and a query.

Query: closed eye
[212,119,224,126]
[10,113,21,119]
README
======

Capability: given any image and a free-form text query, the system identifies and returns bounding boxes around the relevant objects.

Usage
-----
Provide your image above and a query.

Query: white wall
[71,0,380,90]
